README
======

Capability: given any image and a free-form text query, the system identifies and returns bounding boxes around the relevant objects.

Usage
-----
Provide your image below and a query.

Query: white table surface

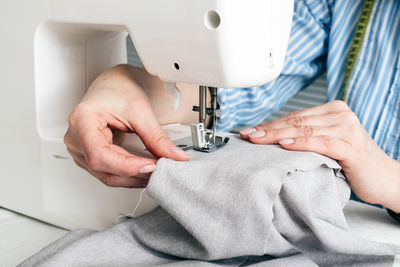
[0,208,68,267]
[1,200,400,266]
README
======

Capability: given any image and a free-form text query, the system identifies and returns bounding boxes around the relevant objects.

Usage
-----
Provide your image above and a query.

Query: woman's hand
[240,100,400,212]
[64,64,189,188]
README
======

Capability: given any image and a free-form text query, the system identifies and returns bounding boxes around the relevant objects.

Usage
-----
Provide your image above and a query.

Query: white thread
[164,82,182,110]
[130,188,147,217]
[114,188,147,224]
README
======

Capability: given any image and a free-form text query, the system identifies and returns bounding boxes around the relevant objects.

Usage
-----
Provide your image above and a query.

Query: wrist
[379,158,400,212]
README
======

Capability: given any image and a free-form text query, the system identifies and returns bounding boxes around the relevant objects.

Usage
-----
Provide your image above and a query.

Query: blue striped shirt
[217,0,400,161]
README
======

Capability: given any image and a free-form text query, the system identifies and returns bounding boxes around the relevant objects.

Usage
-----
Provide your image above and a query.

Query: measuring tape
[341,0,375,101]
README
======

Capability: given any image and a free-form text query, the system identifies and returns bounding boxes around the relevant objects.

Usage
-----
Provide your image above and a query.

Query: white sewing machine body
[0,0,293,230]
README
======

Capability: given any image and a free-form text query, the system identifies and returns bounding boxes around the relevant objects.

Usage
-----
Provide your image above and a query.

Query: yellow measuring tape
[341,0,375,101]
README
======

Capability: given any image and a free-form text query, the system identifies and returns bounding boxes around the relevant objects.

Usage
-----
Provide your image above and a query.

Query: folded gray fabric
[20,136,400,266]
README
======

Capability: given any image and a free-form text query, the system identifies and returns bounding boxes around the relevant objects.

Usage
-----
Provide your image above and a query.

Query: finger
[248,126,342,145]
[240,115,330,140]
[258,112,353,134]
[129,101,189,161]
[278,135,354,161]
[70,151,149,188]
[240,101,351,139]
[282,100,350,118]
[77,119,158,177]
[94,171,149,188]
[72,149,152,183]
[67,123,152,176]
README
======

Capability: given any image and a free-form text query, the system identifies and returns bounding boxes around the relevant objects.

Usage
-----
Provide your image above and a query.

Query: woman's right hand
[64,64,189,188]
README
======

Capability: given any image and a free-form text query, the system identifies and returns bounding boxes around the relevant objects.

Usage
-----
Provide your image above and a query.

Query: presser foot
[193,135,230,153]
[190,122,229,153]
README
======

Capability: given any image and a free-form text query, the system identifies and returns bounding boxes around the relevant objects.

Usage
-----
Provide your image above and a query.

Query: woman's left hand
[240,100,400,212]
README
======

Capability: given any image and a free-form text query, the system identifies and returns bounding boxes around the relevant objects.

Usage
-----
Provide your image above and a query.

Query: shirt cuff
[387,209,400,223]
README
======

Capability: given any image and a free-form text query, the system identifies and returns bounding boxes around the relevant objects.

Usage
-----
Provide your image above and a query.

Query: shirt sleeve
[217,0,332,132]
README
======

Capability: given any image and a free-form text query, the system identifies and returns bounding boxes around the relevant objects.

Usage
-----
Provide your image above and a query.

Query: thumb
[130,103,189,161]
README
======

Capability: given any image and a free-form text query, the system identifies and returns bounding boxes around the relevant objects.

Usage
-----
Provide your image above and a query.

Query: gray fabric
[20,136,400,266]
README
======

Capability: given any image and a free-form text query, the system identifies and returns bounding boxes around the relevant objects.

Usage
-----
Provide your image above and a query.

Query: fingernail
[170,147,190,159]
[139,164,157,174]
[279,139,294,145]
[249,130,266,138]
[240,128,257,135]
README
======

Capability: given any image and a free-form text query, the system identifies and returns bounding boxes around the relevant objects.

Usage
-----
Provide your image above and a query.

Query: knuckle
[101,174,118,187]
[86,152,101,171]
[68,103,91,129]
[288,116,305,127]
[300,125,314,137]
[270,129,281,140]
[255,125,266,131]
[67,108,80,128]
[339,111,359,124]
[150,130,171,146]
[63,132,70,146]
[331,100,350,111]
[285,110,301,120]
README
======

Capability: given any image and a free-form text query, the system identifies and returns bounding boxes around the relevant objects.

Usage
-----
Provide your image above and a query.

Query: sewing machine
[0,0,293,230]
